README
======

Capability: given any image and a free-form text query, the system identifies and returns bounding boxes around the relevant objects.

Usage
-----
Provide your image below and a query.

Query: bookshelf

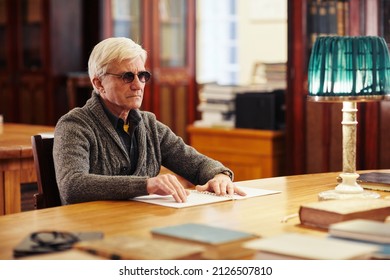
[0,0,83,125]
[287,0,390,175]
[379,0,390,47]
[307,0,348,47]
[99,0,197,141]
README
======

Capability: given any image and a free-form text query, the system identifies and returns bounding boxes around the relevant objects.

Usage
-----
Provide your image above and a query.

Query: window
[196,0,238,85]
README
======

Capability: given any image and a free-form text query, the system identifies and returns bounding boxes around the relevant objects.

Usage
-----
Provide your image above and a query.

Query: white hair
[88,37,147,91]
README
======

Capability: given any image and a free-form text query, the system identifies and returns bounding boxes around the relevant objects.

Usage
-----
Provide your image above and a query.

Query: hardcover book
[243,233,379,260]
[151,223,260,259]
[74,235,204,260]
[299,199,390,229]
[357,172,390,192]
[336,172,390,192]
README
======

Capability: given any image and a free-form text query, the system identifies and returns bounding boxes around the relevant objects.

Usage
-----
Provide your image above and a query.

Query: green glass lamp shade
[308,36,390,102]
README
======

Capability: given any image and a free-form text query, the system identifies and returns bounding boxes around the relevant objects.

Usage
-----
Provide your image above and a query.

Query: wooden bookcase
[0,0,83,125]
[286,0,390,175]
[187,125,286,182]
[98,0,197,141]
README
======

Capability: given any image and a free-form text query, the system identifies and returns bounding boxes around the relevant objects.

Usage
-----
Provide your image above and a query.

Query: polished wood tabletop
[0,170,389,260]
[0,123,55,215]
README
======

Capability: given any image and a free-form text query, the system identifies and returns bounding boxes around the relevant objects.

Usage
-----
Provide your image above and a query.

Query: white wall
[237,0,287,85]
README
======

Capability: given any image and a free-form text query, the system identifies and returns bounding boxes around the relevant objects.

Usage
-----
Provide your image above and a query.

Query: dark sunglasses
[105,71,151,83]
[30,231,79,251]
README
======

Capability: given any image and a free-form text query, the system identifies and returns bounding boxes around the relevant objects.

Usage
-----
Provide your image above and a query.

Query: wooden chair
[31,134,62,209]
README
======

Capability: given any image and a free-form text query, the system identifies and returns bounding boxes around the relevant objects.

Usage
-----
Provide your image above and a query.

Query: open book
[132,186,281,208]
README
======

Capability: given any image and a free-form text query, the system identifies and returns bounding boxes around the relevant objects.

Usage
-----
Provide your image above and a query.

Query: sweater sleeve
[154,120,234,185]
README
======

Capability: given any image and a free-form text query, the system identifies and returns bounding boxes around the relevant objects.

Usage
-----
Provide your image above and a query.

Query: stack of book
[194,83,247,128]
[195,83,281,128]
[253,62,287,89]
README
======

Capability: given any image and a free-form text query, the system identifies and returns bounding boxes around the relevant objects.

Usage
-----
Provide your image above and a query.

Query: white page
[131,186,281,208]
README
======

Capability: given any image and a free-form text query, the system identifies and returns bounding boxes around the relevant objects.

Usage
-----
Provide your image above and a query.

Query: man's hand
[195,173,246,196]
[146,174,190,203]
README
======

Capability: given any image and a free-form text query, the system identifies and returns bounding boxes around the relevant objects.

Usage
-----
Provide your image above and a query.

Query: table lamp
[307,36,390,200]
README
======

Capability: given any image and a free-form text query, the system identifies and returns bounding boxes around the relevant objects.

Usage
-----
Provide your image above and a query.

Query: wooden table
[0,123,55,215]
[0,170,389,260]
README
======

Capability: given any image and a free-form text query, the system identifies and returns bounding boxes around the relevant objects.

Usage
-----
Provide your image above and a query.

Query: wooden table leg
[0,171,4,215]
[0,157,22,215]
[4,169,21,214]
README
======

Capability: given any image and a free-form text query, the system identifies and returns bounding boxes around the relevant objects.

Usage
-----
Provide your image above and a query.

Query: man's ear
[92,77,103,92]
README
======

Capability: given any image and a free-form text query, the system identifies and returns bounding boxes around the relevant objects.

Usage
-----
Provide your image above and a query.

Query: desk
[0,171,389,259]
[0,123,55,215]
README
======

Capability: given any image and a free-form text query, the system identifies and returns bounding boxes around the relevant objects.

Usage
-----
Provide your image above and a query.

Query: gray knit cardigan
[53,92,233,204]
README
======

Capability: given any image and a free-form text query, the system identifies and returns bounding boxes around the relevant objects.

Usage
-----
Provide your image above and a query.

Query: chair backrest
[31,134,61,209]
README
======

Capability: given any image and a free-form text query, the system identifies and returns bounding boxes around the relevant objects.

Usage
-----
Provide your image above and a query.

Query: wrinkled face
[94,57,147,116]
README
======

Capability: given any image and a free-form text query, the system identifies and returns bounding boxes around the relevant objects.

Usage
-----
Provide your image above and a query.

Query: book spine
[336,0,345,35]
[327,0,337,35]
[308,0,319,48]
[318,1,328,36]
[343,0,350,35]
